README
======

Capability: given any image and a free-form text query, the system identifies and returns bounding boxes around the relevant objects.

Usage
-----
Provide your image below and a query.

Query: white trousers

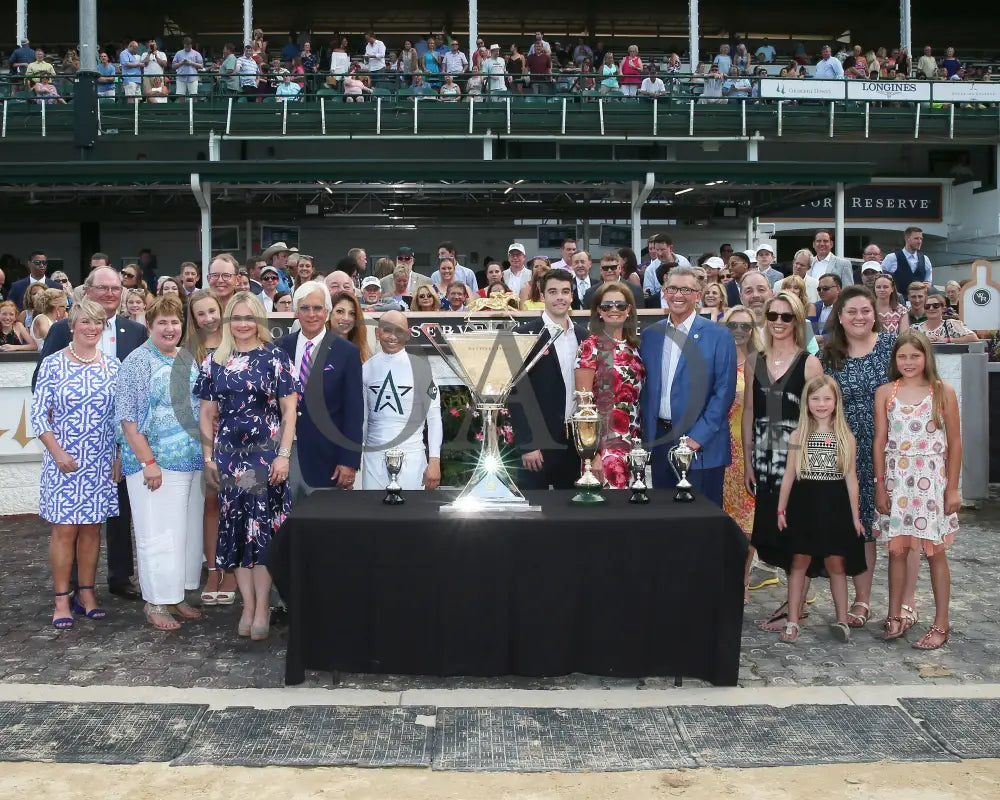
[360,449,427,491]
[126,468,205,604]
[175,79,199,95]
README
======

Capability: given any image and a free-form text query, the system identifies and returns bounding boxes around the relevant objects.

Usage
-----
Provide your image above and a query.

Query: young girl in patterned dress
[874,331,961,650]
[776,375,866,643]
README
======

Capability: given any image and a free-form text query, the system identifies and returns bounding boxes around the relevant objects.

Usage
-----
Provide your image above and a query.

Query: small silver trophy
[570,390,606,505]
[383,447,405,505]
[627,445,650,504]
[668,436,696,503]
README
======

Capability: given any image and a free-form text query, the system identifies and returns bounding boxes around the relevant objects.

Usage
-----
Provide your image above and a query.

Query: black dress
[783,433,867,575]
[749,351,819,575]
[0,329,21,346]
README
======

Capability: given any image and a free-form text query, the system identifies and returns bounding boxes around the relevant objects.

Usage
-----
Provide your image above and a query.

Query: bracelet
[776,510,786,517]
[277,447,292,458]
[875,475,885,483]
[141,458,157,468]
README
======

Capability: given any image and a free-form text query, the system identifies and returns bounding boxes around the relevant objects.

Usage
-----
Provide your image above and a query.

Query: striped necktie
[298,340,314,404]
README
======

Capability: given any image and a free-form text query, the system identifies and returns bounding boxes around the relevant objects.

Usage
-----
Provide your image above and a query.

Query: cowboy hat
[260,241,292,261]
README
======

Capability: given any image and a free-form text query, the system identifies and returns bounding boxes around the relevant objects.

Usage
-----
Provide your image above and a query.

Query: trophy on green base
[570,390,607,505]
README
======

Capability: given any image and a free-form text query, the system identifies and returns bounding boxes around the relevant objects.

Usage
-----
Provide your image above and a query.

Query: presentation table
[268,489,748,686]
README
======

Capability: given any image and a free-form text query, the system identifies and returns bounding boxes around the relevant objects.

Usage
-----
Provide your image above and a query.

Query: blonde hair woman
[700,282,727,321]
[30,288,67,349]
[196,292,298,641]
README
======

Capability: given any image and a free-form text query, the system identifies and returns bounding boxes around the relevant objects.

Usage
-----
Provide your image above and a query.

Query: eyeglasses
[122,271,137,279]
[262,275,279,282]
[599,300,630,311]
[31,259,48,265]
[817,285,837,292]
[208,272,234,282]
[297,304,325,313]
[924,302,944,310]
[600,264,619,271]
[765,311,796,323]
[89,285,122,294]
[726,322,754,332]
[664,286,699,296]
[57,278,70,284]
[127,288,145,295]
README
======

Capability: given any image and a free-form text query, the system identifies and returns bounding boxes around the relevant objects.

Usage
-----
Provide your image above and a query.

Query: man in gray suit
[808,229,855,286]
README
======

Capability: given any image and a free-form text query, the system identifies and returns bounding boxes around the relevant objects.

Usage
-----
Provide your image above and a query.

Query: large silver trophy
[669,435,697,502]
[422,318,561,513]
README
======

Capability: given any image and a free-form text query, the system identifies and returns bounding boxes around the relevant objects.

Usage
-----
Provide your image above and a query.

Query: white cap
[756,242,775,256]
[861,261,883,273]
[704,256,725,270]
[744,250,758,262]
[361,276,381,289]
[508,242,526,254]
[490,43,501,50]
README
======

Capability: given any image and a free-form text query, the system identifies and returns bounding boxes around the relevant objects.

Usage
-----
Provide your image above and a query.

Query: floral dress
[876,382,959,555]
[194,345,298,569]
[723,363,755,535]
[879,304,908,335]
[575,334,645,489]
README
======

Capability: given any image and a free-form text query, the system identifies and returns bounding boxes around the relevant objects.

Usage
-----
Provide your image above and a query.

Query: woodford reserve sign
[763,183,943,222]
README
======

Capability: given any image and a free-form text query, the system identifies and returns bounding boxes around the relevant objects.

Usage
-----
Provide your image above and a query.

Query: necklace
[69,342,99,363]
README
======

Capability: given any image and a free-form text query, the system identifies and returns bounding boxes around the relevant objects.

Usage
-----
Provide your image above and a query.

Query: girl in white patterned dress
[874,331,961,650]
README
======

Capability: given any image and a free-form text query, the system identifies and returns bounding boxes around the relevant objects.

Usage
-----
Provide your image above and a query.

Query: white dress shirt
[881,249,933,286]
[809,254,836,280]
[100,315,118,359]
[551,259,569,271]
[365,40,387,71]
[542,311,579,422]
[293,330,325,379]
[658,309,698,420]
[574,276,591,303]
[775,275,820,303]
[259,292,275,312]
[503,267,531,295]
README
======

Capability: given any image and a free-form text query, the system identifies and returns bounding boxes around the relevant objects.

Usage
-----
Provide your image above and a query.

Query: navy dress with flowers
[575,334,645,488]
[195,345,298,569]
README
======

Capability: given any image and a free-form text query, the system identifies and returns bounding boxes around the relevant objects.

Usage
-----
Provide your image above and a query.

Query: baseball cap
[490,43,501,50]
[861,261,883,273]
[508,242,526,254]
[756,243,775,256]
[361,276,381,289]
[704,256,725,270]
[397,246,414,257]
[260,266,279,277]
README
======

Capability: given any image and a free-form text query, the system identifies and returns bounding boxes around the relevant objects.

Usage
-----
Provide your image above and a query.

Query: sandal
[170,602,202,620]
[215,571,237,606]
[846,601,871,629]
[779,621,800,642]
[759,601,810,632]
[144,603,181,631]
[913,625,950,650]
[200,568,220,606]
[831,622,851,643]
[52,590,74,630]
[901,604,919,633]
[884,616,906,641]
[71,586,107,620]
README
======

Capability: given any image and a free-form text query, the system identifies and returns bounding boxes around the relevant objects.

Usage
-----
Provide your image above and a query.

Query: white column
[688,0,699,74]
[78,0,98,72]
[192,174,212,270]
[630,172,655,255]
[469,0,478,66]
[243,0,253,47]
[16,0,27,46]
[834,182,845,258]
[746,216,754,250]
[900,0,912,61]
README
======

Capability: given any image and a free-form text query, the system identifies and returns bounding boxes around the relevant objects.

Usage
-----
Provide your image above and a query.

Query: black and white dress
[782,433,867,575]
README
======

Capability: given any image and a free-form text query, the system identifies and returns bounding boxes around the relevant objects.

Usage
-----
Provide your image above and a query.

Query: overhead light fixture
[504,187,514,195]
[514,180,525,185]
[675,188,694,195]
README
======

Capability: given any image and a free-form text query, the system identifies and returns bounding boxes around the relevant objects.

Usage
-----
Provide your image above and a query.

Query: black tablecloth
[269,490,748,686]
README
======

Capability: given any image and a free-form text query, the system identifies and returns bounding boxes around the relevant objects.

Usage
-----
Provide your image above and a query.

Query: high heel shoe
[52,590,74,630]
[237,620,251,637]
[71,586,107,620]
[250,623,270,641]
[215,572,236,606]
[201,568,220,606]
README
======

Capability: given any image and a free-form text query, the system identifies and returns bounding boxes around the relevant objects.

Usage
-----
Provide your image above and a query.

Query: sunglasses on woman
[924,302,944,310]
[599,300,630,311]
[765,311,796,323]
[122,271,137,279]
[726,321,754,332]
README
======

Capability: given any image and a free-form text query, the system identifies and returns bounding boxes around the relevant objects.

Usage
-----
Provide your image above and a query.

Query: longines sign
[847,81,931,102]
[763,183,943,222]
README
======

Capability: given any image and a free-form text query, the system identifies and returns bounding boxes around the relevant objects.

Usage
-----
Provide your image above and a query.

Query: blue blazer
[276,331,364,486]
[9,276,61,311]
[32,315,148,390]
[638,314,737,470]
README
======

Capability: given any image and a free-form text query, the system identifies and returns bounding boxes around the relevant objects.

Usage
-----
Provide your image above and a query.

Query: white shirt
[775,274,820,303]
[293,330,325,379]
[363,350,442,456]
[365,39,387,71]
[431,263,478,293]
[574,276,591,302]
[809,253,836,280]
[881,249,933,285]
[141,50,166,75]
[236,55,259,86]
[658,309,698,420]
[640,77,666,94]
[329,51,351,75]
[484,57,507,91]
[551,259,570,271]
[503,266,531,295]
[258,292,275,312]
[814,56,845,79]
[100,315,118,359]
[542,311,579,422]
[442,50,468,73]
[642,253,693,294]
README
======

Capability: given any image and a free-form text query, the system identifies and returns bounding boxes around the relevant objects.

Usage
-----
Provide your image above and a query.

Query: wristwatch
[277,447,292,458]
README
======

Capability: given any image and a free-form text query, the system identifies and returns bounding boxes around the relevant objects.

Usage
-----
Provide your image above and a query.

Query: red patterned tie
[298,340,313,404]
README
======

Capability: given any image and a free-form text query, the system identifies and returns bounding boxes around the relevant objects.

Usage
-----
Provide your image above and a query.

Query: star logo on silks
[370,372,412,414]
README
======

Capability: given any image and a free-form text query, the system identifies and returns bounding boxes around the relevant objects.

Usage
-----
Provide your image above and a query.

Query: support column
[469,0,478,66]
[900,0,912,64]
[74,0,98,151]
[16,0,27,45]
[688,0,699,74]
[834,182,845,259]
[192,174,212,269]
[243,0,253,47]
[630,172,655,255]
[746,216,754,249]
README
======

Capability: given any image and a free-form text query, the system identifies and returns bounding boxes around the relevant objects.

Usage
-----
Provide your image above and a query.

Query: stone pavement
[1,494,998,691]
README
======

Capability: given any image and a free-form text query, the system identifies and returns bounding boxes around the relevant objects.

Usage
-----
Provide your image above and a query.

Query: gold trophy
[383,448,405,505]
[627,445,650,504]
[668,435,696,502]
[570,390,606,505]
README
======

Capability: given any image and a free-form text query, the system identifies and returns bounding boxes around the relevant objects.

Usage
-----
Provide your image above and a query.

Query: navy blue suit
[33,314,148,590]
[639,314,737,506]
[276,332,364,489]
[8,276,61,311]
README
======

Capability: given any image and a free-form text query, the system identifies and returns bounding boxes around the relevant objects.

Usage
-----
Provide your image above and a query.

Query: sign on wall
[932,82,1000,104]
[846,81,931,102]
[760,78,846,100]
[762,183,943,222]
[961,260,1000,330]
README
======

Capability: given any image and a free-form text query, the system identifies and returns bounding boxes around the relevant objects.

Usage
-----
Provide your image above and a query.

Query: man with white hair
[275,280,363,500]
[361,310,442,491]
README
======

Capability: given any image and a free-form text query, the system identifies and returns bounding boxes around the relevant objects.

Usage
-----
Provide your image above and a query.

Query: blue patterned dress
[32,352,120,524]
[822,332,894,541]
[194,344,298,569]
